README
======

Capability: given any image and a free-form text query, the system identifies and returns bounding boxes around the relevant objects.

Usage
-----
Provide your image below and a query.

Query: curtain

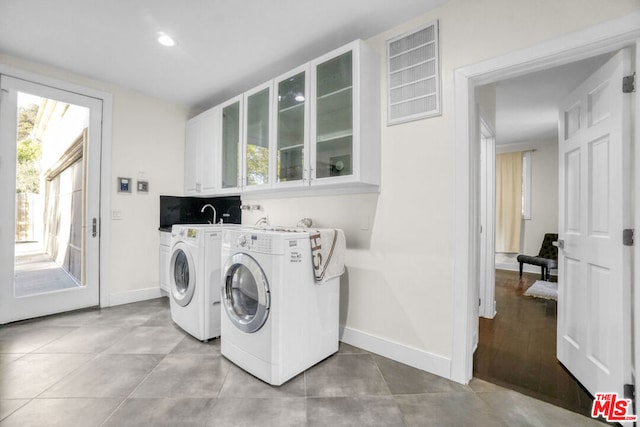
[495,152,522,253]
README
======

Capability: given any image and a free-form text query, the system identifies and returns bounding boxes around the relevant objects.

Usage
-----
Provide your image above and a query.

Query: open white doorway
[0,75,103,323]
[456,28,637,424]
[473,54,615,416]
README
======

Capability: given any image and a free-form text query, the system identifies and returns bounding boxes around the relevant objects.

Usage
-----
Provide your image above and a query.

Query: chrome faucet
[200,204,217,224]
[255,216,269,227]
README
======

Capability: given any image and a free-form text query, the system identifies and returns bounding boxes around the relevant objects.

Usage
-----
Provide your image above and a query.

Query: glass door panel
[245,88,270,187]
[15,93,90,297]
[221,101,240,189]
[315,51,353,178]
[276,71,306,183]
[0,75,102,323]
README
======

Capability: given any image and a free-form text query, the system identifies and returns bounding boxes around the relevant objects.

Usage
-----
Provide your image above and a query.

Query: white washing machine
[220,228,340,386]
[169,224,238,341]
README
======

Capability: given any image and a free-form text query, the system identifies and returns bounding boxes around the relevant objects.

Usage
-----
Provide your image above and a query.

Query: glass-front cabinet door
[314,50,353,180]
[243,82,273,191]
[219,95,243,193]
[310,40,380,188]
[274,65,309,188]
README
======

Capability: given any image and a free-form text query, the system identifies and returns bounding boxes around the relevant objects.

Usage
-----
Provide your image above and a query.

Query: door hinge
[623,229,634,246]
[479,298,481,307]
[623,73,635,93]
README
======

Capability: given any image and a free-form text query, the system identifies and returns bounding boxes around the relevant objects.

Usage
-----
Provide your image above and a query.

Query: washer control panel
[235,232,274,254]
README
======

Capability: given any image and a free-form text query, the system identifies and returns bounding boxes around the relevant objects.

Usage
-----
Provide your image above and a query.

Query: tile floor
[0,298,604,426]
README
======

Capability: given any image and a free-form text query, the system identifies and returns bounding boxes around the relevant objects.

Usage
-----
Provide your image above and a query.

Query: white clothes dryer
[169,224,238,341]
[220,228,340,386]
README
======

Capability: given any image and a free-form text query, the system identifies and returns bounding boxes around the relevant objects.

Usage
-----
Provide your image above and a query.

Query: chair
[516,233,558,281]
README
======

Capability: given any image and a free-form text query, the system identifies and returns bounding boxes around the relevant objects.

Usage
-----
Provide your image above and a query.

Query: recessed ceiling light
[157,33,176,47]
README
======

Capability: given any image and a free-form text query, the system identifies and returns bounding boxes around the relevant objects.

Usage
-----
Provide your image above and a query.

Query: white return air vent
[387,21,440,125]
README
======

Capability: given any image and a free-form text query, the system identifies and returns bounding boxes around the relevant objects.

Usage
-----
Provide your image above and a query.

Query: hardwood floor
[473,269,594,418]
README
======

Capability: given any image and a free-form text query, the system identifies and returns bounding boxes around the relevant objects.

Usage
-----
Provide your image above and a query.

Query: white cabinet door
[200,107,219,194]
[243,81,274,192]
[159,232,171,293]
[557,49,632,403]
[310,40,380,188]
[184,107,220,195]
[272,64,310,189]
[184,116,201,195]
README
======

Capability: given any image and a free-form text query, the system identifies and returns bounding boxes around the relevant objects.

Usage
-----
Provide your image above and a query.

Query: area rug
[523,280,558,300]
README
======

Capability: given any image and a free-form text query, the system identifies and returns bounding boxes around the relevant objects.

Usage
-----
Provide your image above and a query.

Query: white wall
[0,54,190,303]
[495,139,559,268]
[242,0,639,374]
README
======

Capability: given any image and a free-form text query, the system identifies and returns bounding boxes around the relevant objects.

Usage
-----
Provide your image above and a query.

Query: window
[522,151,532,220]
[387,21,440,125]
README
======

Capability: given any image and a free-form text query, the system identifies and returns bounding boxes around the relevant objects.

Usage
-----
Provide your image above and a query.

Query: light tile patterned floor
[0,298,603,426]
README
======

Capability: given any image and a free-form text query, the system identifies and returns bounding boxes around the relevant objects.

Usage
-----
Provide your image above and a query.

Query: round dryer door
[170,242,196,307]
[222,253,270,333]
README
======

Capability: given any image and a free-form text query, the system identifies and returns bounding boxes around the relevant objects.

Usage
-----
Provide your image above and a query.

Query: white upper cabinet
[242,81,273,192]
[184,39,380,197]
[218,95,243,195]
[184,107,219,195]
[310,40,380,189]
[272,64,310,189]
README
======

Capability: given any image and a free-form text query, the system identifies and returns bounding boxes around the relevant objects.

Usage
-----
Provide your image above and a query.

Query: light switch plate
[117,177,132,193]
[137,180,149,193]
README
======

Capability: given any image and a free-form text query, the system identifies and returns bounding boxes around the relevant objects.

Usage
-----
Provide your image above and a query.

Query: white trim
[452,11,640,384]
[340,326,451,379]
[0,62,113,312]
[479,116,496,319]
[634,39,640,419]
[108,286,165,307]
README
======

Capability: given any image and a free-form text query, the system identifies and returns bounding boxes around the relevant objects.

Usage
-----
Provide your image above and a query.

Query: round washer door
[170,242,196,307]
[222,253,270,333]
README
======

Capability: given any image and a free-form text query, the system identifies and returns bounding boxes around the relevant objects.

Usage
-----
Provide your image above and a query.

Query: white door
[557,49,632,399]
[0,75,102,323]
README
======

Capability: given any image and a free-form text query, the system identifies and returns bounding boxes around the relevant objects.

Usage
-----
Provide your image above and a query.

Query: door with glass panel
[0,75,102,323]
[219,95,243,194]
[311,48,354,183]
[243,82,273,192]
[273,65,309,189]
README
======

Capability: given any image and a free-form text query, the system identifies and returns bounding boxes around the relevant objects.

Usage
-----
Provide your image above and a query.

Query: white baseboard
[107,287,165,307]
[339,326,452,382]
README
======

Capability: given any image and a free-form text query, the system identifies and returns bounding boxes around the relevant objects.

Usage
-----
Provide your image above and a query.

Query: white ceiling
[494,54,611,145]
[0,0,448,109]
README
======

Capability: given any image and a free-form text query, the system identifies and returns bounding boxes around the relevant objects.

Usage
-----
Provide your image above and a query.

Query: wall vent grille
[387,21,440,125]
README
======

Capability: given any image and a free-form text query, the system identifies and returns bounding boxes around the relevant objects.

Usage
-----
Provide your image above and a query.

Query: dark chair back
[537,233,558,260]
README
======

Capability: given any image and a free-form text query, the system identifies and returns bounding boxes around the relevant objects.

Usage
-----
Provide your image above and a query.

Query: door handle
[557,239,564,249]
[92,218,98,237]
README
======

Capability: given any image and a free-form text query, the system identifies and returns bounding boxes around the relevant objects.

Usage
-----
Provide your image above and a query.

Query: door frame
[0,63,113,310]
[450,12,640,384]
[478,113,496,319]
